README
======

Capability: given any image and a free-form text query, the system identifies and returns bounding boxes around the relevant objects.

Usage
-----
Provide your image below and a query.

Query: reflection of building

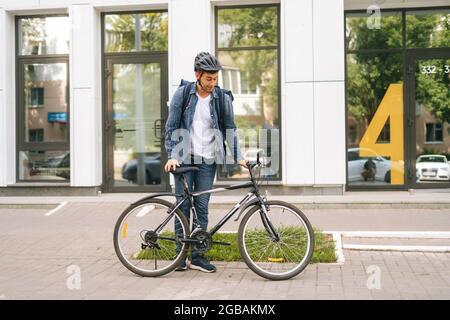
[27,79,68,143]
[415,104,450,157]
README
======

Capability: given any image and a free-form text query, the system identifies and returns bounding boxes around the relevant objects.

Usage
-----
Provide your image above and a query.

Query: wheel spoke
[240,202,314,280]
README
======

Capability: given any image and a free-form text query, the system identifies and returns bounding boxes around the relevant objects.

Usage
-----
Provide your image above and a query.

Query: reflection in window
[19,150,70,181]
[18,16,69,55]
[406,9,450,48]
[346,51,403,185]
[217,5,280,180]
[346,11,402,51]
[24,63,68,143]
[217,6,278,48]
[104,12,168,52]
[28,128,44,142]
[29,87,44,107]
[425,123,443,142]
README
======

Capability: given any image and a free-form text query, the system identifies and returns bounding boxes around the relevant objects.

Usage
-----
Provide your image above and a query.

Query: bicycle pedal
[212,241,231,246]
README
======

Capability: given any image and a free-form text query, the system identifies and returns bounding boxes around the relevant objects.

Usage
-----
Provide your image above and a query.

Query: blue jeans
[175,155,217,260]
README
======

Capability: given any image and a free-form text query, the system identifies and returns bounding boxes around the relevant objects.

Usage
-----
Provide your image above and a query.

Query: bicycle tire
[113,198,190,277]
[238,200,315,281]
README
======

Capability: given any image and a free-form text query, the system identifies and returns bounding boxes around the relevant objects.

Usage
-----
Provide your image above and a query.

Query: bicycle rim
[239,201,314,280]
[114,199,189,276]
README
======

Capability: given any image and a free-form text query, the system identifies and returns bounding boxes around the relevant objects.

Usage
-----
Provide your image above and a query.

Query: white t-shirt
[190,93,216,159]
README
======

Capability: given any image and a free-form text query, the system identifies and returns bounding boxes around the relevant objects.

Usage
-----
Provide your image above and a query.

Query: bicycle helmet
[194,52,222,72]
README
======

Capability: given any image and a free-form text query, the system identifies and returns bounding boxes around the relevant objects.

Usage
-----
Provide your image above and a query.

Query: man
[164,52,248,273]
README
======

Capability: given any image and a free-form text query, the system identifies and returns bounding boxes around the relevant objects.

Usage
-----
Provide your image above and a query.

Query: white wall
[69,4,102,186]
[0,9,15,187]
[283,0,345,185]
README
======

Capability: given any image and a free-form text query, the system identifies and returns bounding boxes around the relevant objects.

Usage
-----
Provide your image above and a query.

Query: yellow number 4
[359,84,404,185]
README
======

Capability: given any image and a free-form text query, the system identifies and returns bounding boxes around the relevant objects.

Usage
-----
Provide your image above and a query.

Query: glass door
[407,50,450,188]
[105,55,168,192]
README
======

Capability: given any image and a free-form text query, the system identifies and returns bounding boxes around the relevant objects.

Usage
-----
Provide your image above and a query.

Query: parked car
[347,148,391,183]
[30,153,70,180]
[416,154,450,182]
[121,153,161,185]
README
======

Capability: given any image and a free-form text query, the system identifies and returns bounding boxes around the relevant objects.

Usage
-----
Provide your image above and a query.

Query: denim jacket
[164,80,244,165]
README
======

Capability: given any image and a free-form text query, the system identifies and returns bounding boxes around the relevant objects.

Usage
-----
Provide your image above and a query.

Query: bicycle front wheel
[238,200,314,280]
[113,198,190,277]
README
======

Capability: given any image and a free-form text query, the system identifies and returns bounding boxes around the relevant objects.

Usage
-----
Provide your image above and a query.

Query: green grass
[132,229,336,263]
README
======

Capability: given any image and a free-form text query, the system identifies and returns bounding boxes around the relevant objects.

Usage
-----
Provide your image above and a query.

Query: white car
[416,155,450,182]
[347,148,391,182]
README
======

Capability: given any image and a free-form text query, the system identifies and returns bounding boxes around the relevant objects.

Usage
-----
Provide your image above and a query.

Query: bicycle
[113,153,315,280]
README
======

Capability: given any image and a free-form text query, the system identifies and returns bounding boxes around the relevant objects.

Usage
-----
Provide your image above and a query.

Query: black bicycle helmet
[194,52,222,72]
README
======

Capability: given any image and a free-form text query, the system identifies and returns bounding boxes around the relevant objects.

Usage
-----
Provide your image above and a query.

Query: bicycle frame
[154,165,279,239]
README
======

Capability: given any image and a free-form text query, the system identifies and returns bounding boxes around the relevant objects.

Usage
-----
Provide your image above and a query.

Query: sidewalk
[0,204,449,299]
[1,189,450,209]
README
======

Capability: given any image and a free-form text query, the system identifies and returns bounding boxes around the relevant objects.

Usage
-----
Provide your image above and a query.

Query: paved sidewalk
[0,203,449,299]
[1,189,450,209]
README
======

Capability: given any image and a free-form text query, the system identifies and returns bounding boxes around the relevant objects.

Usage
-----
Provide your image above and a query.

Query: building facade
[0,0,449,196]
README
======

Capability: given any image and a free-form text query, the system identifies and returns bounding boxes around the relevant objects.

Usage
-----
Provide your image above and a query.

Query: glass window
[104,12,168,52]
[24,63,68,143]
[217,6,278,48]
[28,129,44,142]
[29,87,44,107]
[346,11,403,51]
[19,150,70,181]
[346,52,404,185]
[216,5,280,181]
[16,16,70,182]
[406,9,450,48]
[18,16,69,55]
[425,123,443,142]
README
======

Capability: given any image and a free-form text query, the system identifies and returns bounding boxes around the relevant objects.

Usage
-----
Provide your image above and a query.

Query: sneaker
[190,257,217,273]
[175,260,188,271]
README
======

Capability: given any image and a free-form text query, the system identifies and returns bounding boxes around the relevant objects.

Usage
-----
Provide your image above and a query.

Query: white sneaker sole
[189,264,216,273]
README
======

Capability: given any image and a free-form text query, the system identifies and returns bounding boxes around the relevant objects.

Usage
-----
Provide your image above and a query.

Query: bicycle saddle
[170,166,200,175]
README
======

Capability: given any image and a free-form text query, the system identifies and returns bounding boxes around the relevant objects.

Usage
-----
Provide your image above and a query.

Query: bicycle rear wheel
[238,200,314,280]
[113,198,189,277]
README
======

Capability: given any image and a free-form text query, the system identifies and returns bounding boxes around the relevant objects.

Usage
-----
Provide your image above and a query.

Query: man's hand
[238,159,249,169]
[164,159,180,173]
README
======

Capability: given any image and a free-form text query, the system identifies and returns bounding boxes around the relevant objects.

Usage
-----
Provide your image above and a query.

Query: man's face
[196,71,218,93]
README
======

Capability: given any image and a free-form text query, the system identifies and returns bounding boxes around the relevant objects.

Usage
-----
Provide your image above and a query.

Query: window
[425,123,443,142]
[104,12,168,52]
[16,15,70,181]
[28,129,44,142]
[345,7,450,188]
[29,87,44,107]
[406,9,450,48]
[216,4,281,180]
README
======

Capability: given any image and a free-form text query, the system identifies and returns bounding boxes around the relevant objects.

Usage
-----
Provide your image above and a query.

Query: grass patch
[133,229,336,263]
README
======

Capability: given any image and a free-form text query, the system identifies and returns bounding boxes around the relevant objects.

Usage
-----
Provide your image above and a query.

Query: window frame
[214,3,282,182]
[344,6,450,191]
[15,14,71,183]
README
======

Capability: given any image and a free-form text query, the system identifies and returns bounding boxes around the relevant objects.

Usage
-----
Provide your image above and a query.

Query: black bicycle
[113,153,315,280]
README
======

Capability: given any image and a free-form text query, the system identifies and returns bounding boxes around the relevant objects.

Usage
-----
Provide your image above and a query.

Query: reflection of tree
[347,13,450,124]
[105,13,168,52]
[218,7,279,130]
[416,59,450,123]
[113,64,161,152]
[219,7,277,48]
[21,18,47,54]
